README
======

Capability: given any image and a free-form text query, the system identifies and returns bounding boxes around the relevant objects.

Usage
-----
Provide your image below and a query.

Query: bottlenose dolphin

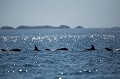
[10,49,21,52]
[0,49,7,53]
[56,48,69,51]
[84,45,95,51]
[105,48,113,51]
[33,45,40,51]
[45,49,51,51]
[1,49,7,52]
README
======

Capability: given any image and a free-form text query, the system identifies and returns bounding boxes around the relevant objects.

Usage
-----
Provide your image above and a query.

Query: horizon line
[0,25,119,29]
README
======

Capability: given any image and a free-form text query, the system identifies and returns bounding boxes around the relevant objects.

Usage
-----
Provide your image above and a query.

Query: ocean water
[0,28,120,79]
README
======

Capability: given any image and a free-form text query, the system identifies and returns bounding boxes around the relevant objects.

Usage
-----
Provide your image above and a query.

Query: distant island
[0,26,14,29]
[0,25,84,30]
[16,25,71,29]
[75,26,84,29]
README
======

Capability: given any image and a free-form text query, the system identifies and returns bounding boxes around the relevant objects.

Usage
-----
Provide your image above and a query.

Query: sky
[0,0,120,28]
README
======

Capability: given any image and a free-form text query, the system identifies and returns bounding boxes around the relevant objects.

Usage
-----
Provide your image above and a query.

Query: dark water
[0,28,120,79]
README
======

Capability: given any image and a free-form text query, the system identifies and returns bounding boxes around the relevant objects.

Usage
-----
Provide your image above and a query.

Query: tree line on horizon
[0,25,83,30]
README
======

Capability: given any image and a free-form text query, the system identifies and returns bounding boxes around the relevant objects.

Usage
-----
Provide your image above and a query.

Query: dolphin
[0,49,7,53]
[33,45,40,51]
[105,48,113,51]
[10,49,21,52]
[84,45,95,51]
[56,48,69,51]
[1,49,7,52]
[45,48,51,51]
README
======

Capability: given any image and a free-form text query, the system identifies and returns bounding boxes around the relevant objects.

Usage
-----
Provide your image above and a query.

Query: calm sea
[0,28,120,79]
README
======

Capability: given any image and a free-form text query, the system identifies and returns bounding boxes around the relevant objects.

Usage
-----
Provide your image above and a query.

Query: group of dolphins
[0,44,120,53]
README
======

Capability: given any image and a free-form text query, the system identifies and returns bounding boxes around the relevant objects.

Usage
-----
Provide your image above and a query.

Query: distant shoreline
[0,25,119,30]
[0,25,84,30]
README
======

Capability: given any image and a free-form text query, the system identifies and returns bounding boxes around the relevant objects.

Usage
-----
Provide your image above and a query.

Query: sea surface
[0,28,120,79]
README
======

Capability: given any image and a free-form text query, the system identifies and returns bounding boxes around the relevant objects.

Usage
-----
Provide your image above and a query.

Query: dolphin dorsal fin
[91,45,95,50]
[34,45,39,51]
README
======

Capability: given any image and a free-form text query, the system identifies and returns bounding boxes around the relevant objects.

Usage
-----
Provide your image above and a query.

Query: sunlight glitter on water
[1,34,115,42]
[59,77,62,79]
[0,29,120,79]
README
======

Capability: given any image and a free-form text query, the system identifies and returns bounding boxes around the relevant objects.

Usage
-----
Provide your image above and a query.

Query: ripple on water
[0,29,120,79]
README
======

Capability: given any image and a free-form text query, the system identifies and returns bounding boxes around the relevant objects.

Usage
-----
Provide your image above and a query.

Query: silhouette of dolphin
[10,49,21,52]
[33,45,40,51]
[105,48,113,51]
[56,48,69,51]
[1,49,7,52]
[45,49,51,51]
[84,45,95,51]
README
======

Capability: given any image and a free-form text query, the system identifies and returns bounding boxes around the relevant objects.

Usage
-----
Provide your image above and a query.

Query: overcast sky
[0,0,120,28]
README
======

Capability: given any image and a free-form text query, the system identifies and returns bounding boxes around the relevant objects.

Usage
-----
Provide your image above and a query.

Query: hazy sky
[0,0,120,28]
